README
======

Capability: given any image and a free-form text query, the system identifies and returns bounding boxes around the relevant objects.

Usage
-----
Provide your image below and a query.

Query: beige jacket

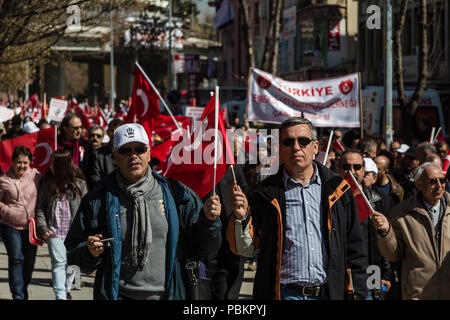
[377,192,450,300]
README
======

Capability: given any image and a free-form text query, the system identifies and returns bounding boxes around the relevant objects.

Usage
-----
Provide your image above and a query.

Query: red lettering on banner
[301,89,310,96]
[315,87,323,96]
[325,86,333,95]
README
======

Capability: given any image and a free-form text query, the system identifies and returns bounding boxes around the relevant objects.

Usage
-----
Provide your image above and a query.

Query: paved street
[0,240,255,300]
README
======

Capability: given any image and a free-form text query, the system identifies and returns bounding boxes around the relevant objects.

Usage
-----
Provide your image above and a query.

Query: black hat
[11,115,22,126]
[405,146,416,158]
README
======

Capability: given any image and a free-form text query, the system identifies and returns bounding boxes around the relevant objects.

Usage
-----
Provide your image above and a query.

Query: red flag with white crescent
[125,65,160,125]
[0,127,55,174]
[33,127,56,173]
[164,94,234,198]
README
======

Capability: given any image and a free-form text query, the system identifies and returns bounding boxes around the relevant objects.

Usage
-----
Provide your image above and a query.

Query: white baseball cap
[364,157,378,175]
[396,143,409,154]
[22,121,39,133]
[113,123,149,149]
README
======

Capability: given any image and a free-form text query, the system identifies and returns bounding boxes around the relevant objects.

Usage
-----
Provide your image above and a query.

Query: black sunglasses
[118,146,148,155]
[89,133,103,139]
[342,163,363,171]
[427,178,448,185]
[71,125,83,130]
[282,136,313,147]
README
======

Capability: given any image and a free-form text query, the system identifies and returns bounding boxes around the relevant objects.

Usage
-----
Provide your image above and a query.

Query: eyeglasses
[427,178,448,185]
[117,146,148,155]
[342,163,363,171]
[281,136,313,147]
[89,133,103,139]
[71,126,83,130]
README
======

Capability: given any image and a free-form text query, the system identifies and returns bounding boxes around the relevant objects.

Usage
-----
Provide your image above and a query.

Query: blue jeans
[1,223,37,300]
[47,237,69,300]
[281,286,324,300]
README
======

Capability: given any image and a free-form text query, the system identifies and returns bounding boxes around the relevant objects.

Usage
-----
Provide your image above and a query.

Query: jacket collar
[407,192,450,216]
[255,160,344,200]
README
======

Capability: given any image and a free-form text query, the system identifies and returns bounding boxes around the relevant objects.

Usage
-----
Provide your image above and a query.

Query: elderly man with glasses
[228,117,368,300]
[64,123,222,300]
[373,162,450,299]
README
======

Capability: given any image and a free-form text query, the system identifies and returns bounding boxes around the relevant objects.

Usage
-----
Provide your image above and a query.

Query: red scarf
[59,138,81,166]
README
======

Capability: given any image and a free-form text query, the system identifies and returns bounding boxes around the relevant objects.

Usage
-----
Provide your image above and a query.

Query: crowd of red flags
[7,63,450,208]
[0,127,55,174]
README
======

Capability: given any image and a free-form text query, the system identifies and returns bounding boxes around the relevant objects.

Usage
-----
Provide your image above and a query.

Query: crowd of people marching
[0,96,449,300]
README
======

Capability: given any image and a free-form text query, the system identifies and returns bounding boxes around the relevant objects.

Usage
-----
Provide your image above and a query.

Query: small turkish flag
[345,172,374,222]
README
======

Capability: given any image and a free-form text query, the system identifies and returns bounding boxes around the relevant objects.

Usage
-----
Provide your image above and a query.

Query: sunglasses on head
[342,163,363,171]
[427,178,447,185]
[282,136,313,147]
[89,133,103,139]
[118,145,148,155]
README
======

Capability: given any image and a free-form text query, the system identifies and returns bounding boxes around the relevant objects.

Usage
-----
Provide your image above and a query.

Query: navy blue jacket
[65,170,222,300]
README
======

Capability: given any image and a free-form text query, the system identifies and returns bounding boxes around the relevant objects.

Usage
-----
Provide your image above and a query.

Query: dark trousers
[1,223,37,300]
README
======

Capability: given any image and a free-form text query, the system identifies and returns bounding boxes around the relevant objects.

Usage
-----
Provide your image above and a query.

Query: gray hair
[88,124,105,135]
[280,117,318,141]
[416,142,437,155]
[414,162,444,184]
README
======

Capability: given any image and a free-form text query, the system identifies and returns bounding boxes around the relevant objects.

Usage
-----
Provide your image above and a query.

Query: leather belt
[281,283,324,297]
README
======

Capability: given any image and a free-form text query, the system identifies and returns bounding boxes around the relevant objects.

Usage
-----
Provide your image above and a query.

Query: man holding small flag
[338,151,393,300]
[228,117,368,300]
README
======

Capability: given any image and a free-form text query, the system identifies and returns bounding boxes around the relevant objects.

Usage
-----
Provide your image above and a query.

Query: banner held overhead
[247,68,361,127]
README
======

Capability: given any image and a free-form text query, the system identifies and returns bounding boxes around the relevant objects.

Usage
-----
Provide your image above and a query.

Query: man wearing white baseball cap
[361,157,393,300]
[65,123,222,300]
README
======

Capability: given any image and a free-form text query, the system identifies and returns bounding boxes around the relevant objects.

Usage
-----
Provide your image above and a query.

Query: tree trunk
[394,0,409,112]
[408,0,429,119]
[394,0,439,142]
[239,0,255,68]
[261,0,277,71]
[270,0,282,75]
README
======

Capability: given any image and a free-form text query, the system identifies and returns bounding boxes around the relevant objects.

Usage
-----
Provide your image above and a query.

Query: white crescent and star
[33,142,52,166]
[137,88,149,117]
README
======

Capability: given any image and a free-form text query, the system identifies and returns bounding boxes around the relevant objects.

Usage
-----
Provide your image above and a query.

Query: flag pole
[135,61,181,131]
[322,129,334,165]
[349,171,374,214]
[433,127,441,144]
[54,125,57,151]
[213,85,219,195]
[430,127,436,144]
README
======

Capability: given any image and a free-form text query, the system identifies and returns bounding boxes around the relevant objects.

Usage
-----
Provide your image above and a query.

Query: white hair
[414,162,444,184]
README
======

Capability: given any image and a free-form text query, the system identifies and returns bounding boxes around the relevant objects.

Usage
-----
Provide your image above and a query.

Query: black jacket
[227,161,369,300]
[90,144,116,188]
[59,136,94,189]
[363,186,393,282]
[202,164,249,300]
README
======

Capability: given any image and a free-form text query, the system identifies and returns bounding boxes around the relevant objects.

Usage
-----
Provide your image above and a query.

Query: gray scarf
[115,168,156,269]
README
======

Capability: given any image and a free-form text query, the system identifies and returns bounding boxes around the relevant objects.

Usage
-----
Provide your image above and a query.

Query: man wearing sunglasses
[65,123,222,300]
[373,162,450,299]
[338,152,394,300]
[87,125,105,151]
[228,117,368,300]
[58,113,94,188]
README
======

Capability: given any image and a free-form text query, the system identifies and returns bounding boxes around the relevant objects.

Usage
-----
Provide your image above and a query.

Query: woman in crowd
[35,149,88,300]
[0,145,43,300]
